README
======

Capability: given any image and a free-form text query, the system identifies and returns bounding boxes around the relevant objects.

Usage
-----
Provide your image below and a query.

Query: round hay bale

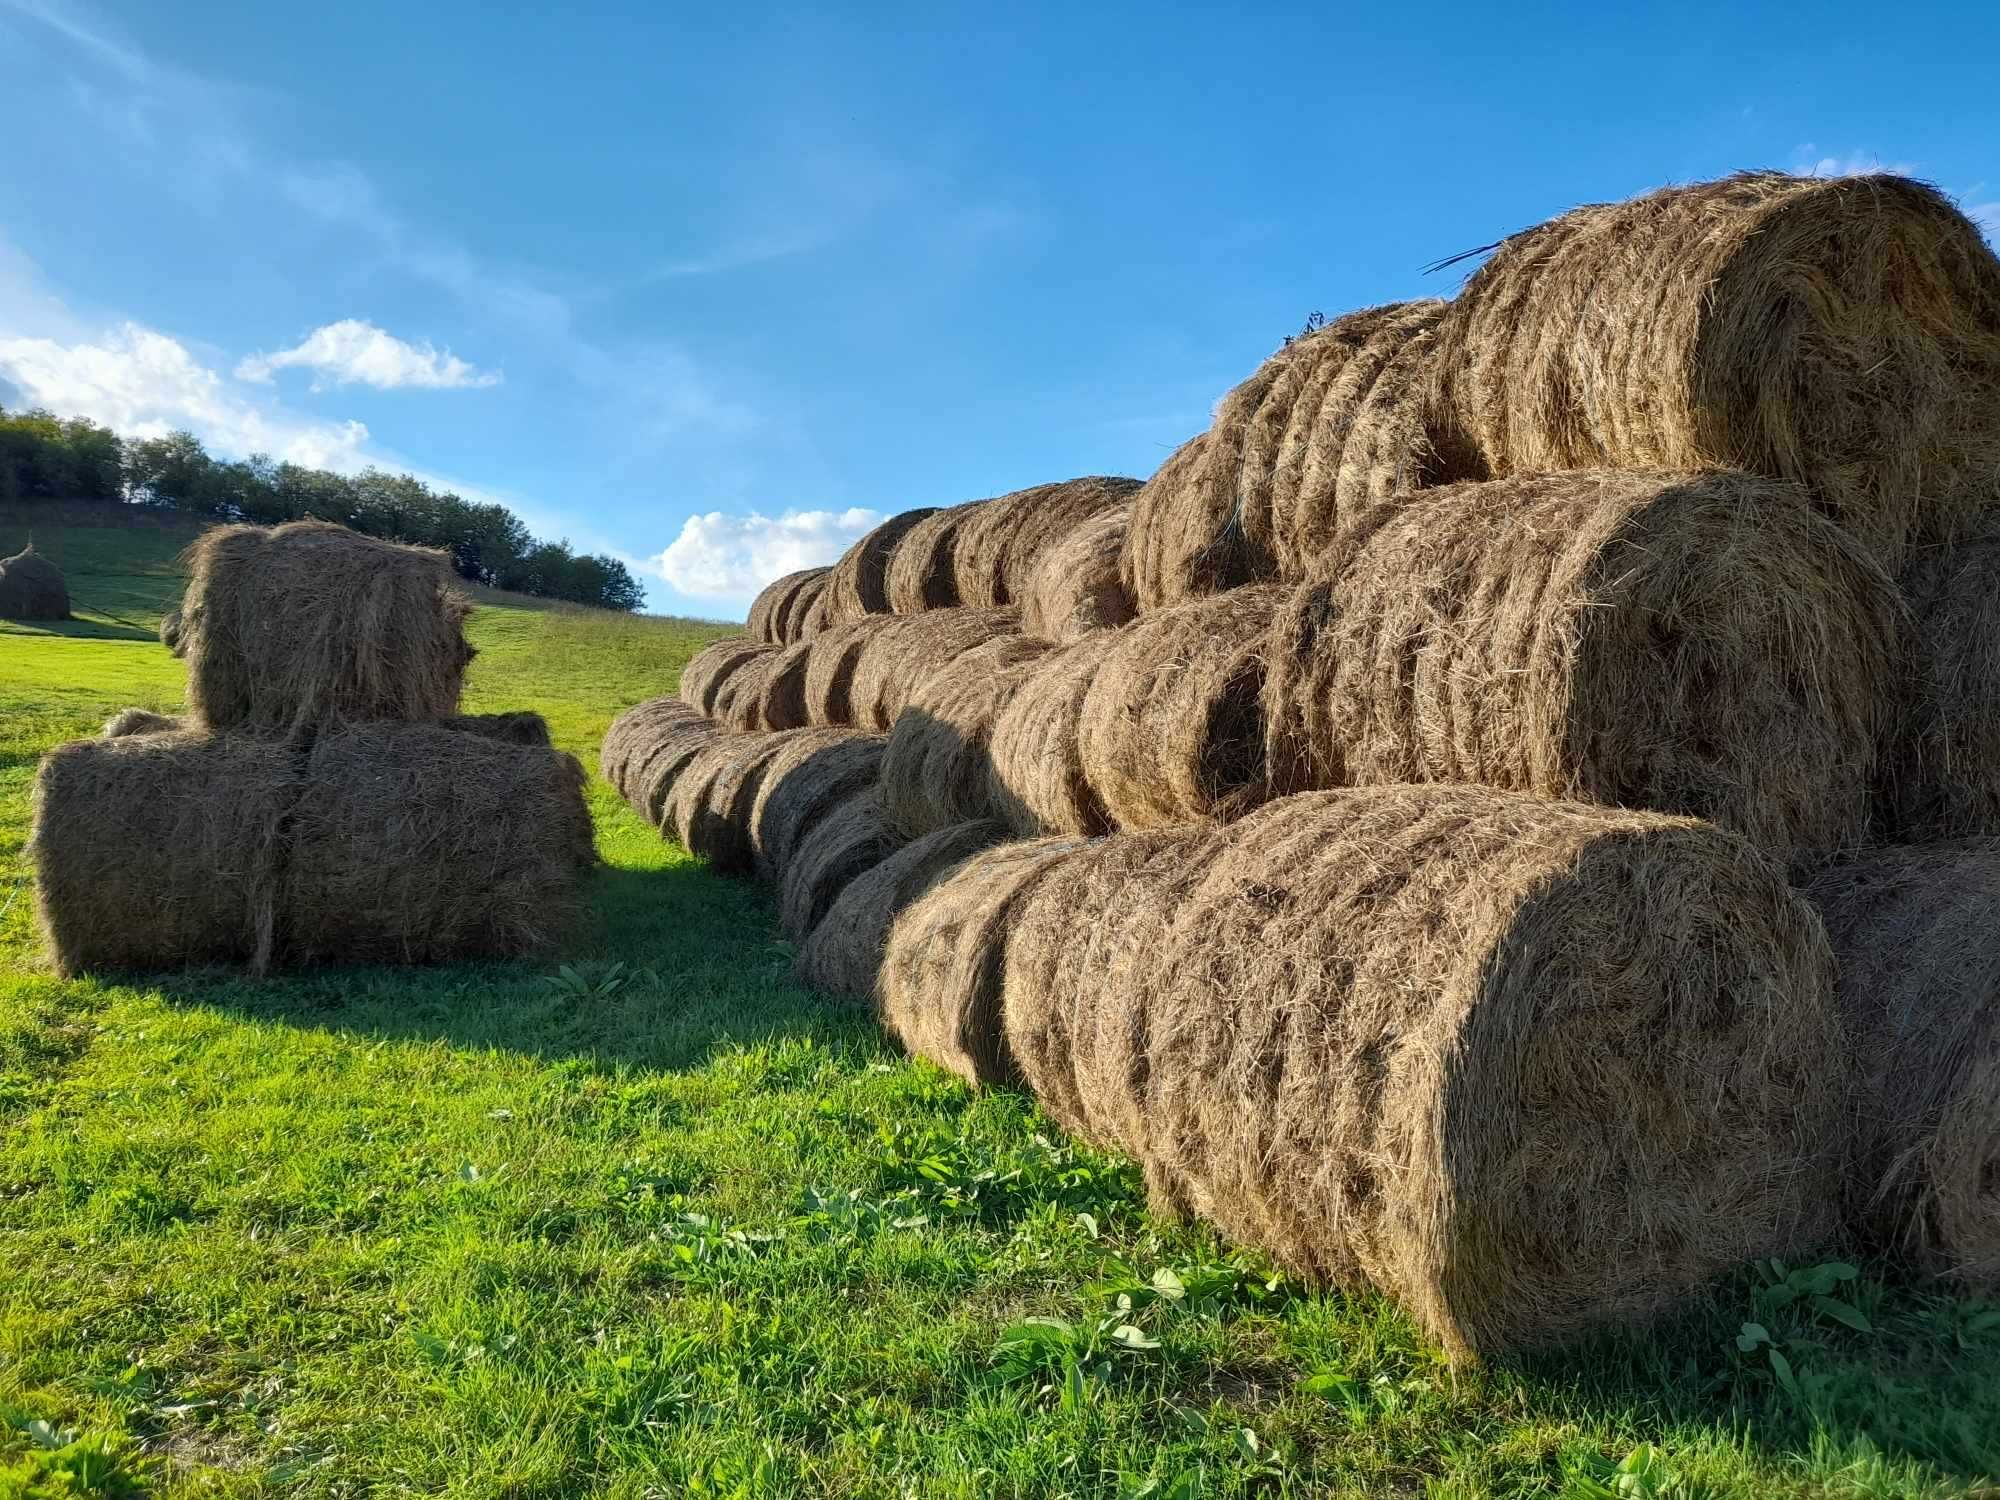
[1264,470,1902,871]
[678,636,778,717]
[985,630,1126,837]
[446,711,553,748]
[282,723,596,963]
[159,608,185,656]
[1428,171,2000,574]
[177,521,472,736]
[847,606,1022,731]
[601,696,708,800]
[885,503,987,612]
[793,818,1003,997]
[0,543,70,621]
[31,730,297,975]
[795,583,835,641]
[1021,505,1136,642]
[827,508,940,620]
[101,708,183,739]
[798,615,882,725]
[1807,842,2000,1289]
[878,837,1087,1086]
[727,637,815,733]
[1076,585,1283,829]
[1120,303,1453,611]
[1881,536,2000,840]
[712,648,782,731]
[628,706,728,829]
[748,567,830,644]
[951,478,1141,609]
[1020,787,1845,1361]
[661,730,803,875]
[747,729,888,885]
[878,636,1056,838]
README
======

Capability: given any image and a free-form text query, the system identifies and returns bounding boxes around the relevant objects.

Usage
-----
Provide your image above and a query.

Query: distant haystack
[0,544,70,621]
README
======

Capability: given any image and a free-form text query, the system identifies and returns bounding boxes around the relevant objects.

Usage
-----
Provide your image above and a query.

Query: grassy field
[3,512,1999,1499]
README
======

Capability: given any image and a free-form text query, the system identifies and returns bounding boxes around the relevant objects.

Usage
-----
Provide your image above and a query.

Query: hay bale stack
[661,729,805,874]
[885,503,987,612]
[1076,585,1282,829]
[801,616,878,725]
[847,606,1023,730]
[678,636,778,718]
[879,636,1055,837]
[1001,787,1846,1361]
[0,544,70,621]
[601,696,709,802]
[1120,302,1451,611]
[1264,470,1901,870]
[1428,171,2000,573]
[281,724,594,965]
[878,838,1086,1086]
[1021,505,1136,642]
[32,731,298,975]
[827,508,940,620]
[178,521,472,736]
[793,819,1004,997]
[102,708,182,739]
[1882,536,2000,841]
[953,477,1142,609]
[747,567,831,644]
[985,629,1126,837]
[746,728,888,883]
[1807,842,2000,1289]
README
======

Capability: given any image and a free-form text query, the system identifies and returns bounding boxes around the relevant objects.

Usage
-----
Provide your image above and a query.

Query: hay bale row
[865,786,1846,1362]
[746,567,832,644]
[601,696,713,802]
[177,521,473,737]
[0,544,70,621]
[1019,504,1136,642]
[33,723,592,976]
[1426,171,2000,576]
[951,477,1140,609]
[885,503,990,612]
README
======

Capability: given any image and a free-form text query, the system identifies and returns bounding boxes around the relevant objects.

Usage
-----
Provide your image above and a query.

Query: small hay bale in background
[678,636,778,718]
[793,819,1003,999]
[627,706,728,828]
[102,708,183,739]
[985,629,1126,837]
[178,521,473,736]
[847,606,1023,730]
[748,567,830,644]
[747,728,888,883]
[1076,585,1282,829]
[879,636,1055,838]
[886,503,987,612]
[282,723,596,965]
[601,696,707,801]
[1264,469,1901,871]
[1807,841,2000,1289]
[953,477,1142,609]
[827,508,940,620]
[1021,505,1135,642]
[0,544,70,621]
[1427,171,2000,574]
[1881,535,2000,840]
[32,731,297,975]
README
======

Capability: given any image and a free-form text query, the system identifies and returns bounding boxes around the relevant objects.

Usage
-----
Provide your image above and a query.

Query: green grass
[3,512,1999,1498]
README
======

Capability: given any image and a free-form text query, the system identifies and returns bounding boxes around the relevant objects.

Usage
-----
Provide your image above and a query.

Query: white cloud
[236,319,501,391]
[657,507,884,600]
[0,321,371,470]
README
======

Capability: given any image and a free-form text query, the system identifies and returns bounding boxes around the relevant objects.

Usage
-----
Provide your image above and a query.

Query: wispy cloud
[237,319,502,391]
[1791,144,1921,178]
[656,507,883,601]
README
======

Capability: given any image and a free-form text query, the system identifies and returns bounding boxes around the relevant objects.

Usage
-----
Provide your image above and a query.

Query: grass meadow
[3,511,1999,1498]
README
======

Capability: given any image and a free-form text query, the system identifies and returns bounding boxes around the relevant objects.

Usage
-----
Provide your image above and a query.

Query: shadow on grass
[1,616,157,644]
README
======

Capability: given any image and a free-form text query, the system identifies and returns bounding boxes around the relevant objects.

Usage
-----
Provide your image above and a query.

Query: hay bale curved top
[178,521,472,736]
[0,543,70,621]
[826,508,940,620]
[747,567,831,644]
[846,606,1023,730]
[1120,303,1452,611]
[1428,171,2000,572]
[1264,469,1902,871]
[885,503,988,613]
[1882,535,2000,841]
[1021,505,1135,642]
[951,477,1142,609]
[678,636,779,717]
[1806,841,2000,1288]
[879,635,1056,838]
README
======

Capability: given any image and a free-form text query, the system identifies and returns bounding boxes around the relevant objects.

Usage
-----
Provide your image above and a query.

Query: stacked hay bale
[32,520,593,976]
[0,543,70,620]
[601,170,2000,1350]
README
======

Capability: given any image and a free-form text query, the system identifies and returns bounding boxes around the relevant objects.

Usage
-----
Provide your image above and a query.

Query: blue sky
[2,1,1994,617]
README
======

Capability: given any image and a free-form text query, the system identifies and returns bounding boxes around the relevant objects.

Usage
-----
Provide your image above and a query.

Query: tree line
[0,405,647,612]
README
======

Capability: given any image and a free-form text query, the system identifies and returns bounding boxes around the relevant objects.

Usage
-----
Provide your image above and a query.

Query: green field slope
[3,514,1997,1498]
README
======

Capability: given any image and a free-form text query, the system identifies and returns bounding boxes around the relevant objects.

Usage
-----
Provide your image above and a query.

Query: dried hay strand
[792,818,1003,997]
[748,567,830,644]
[846,606,1023,730]
[985,630,1126,836]
[952,477,1143,609]
[1264,470,1901,870]
[661,729,805,874]
[1119,303,1452,610]
[878,838,1085,1086]
[1806,842,2000,1289]
[776,789,907,945]
[1880,535,2000,840]
[102,708,183,738]
[178,521,472,736]
[281,723,595,964]
[678,636,778,717]
[1076,585,1282,829]
[1026,787,1845,1361]
[1020,505,1135,642]
[1428,171,2000,573]
[878,636,1055,837]
[885,503,987,612]
[801,616,880,725]
[827,508,940,620]
[0,543,70,621]
[32,730,297,975]
[747,729,888,884]
[160,609,184,655]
